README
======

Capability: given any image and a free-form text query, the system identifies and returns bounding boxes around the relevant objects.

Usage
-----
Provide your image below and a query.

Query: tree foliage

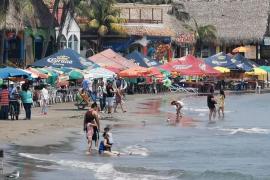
[183,18,217,56]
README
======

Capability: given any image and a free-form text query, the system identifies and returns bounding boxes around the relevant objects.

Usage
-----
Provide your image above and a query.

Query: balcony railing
[120,7,163,24]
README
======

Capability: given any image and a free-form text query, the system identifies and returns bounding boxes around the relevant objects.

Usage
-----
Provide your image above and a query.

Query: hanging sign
[175,33,195,44]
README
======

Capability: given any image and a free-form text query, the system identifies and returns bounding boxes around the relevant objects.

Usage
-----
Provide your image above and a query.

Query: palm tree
[87,0,126,51]
[0,0,34,65]
[168,1,190,22]
[42,0,92,56]
[183,18,217,57]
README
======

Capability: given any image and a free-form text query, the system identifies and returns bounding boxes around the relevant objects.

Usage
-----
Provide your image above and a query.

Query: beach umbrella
[245,68,267,76]
[159,69,171,78]
[147,67,164,79]
[163,78,172,87]
[27,67,49,79]
[233,54,258,68]
[205,52,239,69]
[232,46,248,53]
[104,66,122,73]
[125,51,161,67]
[0,67,30,79]
[69,70,84,80]
[87,67,115,79]
[214,67,230,73]
[160,55,221,76]
[31,48,98,70]
[22,69,39,79]
[259,66,270,73]
[119,67,148,78]
[37,68,59,85]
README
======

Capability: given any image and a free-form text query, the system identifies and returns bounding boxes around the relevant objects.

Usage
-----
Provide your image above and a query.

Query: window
[60,35,67,49]
[68,34,78,52]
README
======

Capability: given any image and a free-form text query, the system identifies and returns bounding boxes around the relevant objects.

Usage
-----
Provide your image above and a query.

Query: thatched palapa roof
[117,0,270,45]
[177,0,270,45]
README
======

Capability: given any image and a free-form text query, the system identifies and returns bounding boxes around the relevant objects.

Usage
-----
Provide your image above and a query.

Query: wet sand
[0,93,184,147]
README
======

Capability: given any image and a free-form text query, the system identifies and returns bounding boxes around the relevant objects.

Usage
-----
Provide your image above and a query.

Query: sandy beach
[0,93,182,147]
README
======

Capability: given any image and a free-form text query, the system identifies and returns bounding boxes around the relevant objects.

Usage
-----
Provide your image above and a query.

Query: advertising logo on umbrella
[47,56,72,66]
[173,65,192,70]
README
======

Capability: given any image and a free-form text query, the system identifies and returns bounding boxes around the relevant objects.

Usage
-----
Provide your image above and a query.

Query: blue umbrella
[125,51,161,68]
[233,54,258,70]
[205,52,239,69]
[0,67,30,79]
[31,48,99,70]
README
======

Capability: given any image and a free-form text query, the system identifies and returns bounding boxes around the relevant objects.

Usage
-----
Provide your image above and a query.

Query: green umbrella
[37,68,58,85]
[160,69,171,78]
[69,70,84,80]
[259,66,270,73]
[163,78,172,87]
[0,79,3,86]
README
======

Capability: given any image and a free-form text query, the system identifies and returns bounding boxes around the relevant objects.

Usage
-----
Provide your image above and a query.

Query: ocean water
[5,93,270,180]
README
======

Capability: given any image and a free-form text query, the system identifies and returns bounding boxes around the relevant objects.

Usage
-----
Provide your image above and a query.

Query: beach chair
[173,84,189,93]
[169,85,179,93]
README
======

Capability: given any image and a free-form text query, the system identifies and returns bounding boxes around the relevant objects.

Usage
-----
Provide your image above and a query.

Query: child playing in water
[99,132,120,156]
[104,126,114,145]
[171,100,184,122]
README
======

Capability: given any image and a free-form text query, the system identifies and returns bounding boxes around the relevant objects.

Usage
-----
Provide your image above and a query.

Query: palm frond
[110,23,127,35]
[182,23,195,32]
[98,25,108,36]
[88,19,100,29]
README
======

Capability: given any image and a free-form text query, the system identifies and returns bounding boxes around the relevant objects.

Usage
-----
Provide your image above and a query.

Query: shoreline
[0,92,183,147]
[0,89,267,147]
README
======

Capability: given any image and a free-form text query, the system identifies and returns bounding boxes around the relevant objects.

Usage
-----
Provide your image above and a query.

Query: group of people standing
[170,88,226,123]
[82,76,127,114]
[207,88,226,122]
[0,83,49,120]
[83,102,119,156]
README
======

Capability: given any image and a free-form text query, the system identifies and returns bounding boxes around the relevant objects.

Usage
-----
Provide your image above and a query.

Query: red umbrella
[159,55,220,76]
[104,66,122,73]
[147,67,164,79]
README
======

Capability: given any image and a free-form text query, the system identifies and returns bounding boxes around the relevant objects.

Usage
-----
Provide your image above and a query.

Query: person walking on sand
[20,84,33,120]
[83,102,100,153]
[217,89,225,119]
[40,84,49,115]
[0,84,9,120]
[114,88,126,113]
[171,100,183,122]
[207,88,217,122]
